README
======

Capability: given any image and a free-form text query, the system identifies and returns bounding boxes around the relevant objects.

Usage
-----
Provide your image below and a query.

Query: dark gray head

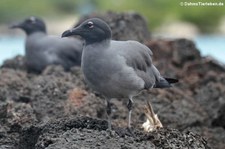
[10,16,46,35]
[62,18,111,45]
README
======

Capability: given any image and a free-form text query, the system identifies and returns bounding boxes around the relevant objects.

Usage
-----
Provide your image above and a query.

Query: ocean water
[0,35,224,65]
[194,35,225,64]
[0,36,25,64]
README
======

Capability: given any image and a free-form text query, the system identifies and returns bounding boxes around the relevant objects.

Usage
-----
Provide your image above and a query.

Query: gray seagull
[10,16,83,73]
[62,18,178,130]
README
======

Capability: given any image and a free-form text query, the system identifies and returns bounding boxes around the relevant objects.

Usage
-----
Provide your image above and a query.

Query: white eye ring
[87,21,94,28]
[30,17,36,23]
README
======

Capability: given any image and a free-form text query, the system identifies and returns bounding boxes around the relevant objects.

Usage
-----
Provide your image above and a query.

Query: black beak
[61,26,82,38]
[61,29,73,37]
[9,23,23,29]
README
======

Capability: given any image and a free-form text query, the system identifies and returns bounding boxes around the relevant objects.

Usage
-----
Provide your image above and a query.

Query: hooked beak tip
[62,27,81,38]
[9,25,17,29]
[9,23,21,29]
[61,30,72,38]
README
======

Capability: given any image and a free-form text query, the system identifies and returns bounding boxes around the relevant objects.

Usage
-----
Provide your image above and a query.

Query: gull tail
[154,77,178,88]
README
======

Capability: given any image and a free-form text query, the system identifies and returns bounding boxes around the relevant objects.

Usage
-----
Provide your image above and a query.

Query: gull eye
[28,17,36,24]
[87,21,94,28]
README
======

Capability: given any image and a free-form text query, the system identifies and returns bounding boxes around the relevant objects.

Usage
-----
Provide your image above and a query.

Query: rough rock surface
[1,12,225,149]
[19,117,208,149]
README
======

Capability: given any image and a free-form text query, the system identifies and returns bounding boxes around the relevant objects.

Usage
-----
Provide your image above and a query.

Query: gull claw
[142,101,163,132]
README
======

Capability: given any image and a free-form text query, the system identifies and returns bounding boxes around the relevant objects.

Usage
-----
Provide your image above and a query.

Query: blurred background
[0,0,225,65]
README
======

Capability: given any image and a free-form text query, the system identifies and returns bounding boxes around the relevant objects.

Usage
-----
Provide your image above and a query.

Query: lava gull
[62,18,178,130]
[10,16,83,73]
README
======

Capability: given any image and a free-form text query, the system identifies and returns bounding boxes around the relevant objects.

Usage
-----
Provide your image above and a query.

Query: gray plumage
[81,40,158,98]
[10,17,83,73]
[62,18,178,130]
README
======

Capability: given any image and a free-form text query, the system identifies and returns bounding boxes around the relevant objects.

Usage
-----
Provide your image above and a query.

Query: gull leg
[105,99,112,130]
[142,99,163,132]
[127,97,133,129]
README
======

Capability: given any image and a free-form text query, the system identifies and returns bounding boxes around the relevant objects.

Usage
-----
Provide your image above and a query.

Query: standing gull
[10,17,83,73]
[62,18,178,130]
